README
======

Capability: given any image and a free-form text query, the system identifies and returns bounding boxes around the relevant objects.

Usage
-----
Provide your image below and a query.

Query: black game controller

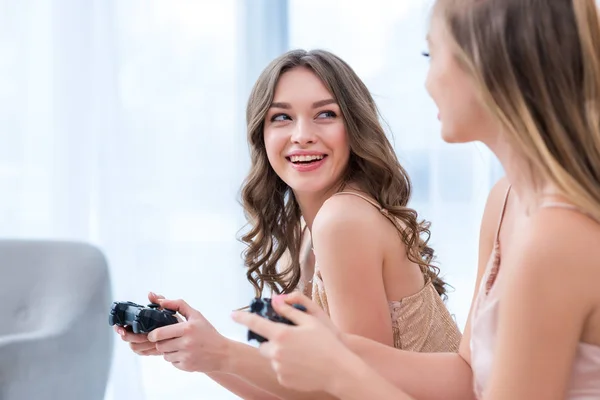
[247,297,307,343]
[109,301,178,334]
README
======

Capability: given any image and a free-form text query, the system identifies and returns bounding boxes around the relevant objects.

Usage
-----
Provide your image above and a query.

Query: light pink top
[470,186,600,399]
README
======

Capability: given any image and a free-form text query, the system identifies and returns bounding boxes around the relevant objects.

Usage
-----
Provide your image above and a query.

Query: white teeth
[289,154,324,163]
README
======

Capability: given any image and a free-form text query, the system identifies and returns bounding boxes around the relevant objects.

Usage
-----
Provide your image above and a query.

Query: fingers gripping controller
[247,297,307,343]
[109,301,178,334]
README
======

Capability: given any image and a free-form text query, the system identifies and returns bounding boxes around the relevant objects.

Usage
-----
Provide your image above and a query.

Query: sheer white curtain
[0,0,262,399]
[287,0,502,327]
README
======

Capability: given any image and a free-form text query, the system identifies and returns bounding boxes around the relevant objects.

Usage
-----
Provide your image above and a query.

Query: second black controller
[109,301,178,334]
[247,297,307,343]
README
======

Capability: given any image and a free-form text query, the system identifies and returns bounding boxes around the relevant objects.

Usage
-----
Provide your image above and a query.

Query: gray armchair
[0,240,113,400]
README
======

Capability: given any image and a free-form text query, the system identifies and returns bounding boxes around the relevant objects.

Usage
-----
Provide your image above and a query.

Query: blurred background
[0,0,503,399]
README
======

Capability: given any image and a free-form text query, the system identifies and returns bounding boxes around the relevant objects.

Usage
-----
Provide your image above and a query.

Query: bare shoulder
[312,193,388,242]
[529,205,599,271]
[478,177,512,274]
[489,176,511,203]
[506,205,600,305]
[309,193,397,343]
[480,177,511,235]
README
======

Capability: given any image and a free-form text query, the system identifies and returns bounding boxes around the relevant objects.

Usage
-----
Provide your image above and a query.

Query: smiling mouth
[287,154,327,164]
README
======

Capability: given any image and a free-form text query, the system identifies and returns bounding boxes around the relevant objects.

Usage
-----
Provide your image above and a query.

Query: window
[109,2,248,399]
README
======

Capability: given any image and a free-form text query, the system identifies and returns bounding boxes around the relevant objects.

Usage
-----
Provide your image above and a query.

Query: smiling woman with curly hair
[115,48,461,400]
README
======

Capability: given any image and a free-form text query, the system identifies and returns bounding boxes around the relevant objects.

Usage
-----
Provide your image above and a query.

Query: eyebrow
[270,98,337,109]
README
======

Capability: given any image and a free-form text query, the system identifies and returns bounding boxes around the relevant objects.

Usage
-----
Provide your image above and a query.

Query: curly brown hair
[239,49,447,299]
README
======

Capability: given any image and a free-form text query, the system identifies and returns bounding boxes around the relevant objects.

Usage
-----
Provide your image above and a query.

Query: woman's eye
[317,110,337,119]
[271,114,291,122]
[421,51,430,58]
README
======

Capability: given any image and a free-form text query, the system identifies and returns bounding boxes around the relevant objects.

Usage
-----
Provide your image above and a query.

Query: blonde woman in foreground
[234,0,600,399]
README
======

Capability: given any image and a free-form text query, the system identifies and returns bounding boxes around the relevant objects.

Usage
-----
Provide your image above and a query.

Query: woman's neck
[486,136,559,214]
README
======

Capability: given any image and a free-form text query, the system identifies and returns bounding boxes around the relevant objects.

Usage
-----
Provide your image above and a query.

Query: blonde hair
[433,0,600,219]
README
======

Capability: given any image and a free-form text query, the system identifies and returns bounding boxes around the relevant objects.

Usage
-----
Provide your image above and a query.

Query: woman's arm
[231,294,408,399]
[136,296,335,400]
[328,350,414,400]
[117,325,283,400]
[118,292,291,400]
[343,335,472,400]
[311,195,395,345]
[231,294,434,400]
[340,177,512,400]
[221,340,338,400]
[205,373,284,400]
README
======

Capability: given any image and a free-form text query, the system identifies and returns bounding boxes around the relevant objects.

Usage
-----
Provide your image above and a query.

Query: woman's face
[425,17,499,144]
[263,66,351,196]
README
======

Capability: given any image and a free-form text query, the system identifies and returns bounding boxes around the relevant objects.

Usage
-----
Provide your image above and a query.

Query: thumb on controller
[273,292,336,331]
[148,293,185,322]
[148,291,165,304]
[156,298,202,321]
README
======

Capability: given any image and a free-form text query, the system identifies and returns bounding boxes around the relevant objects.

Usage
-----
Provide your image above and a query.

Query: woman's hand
[146,297,231,373]
[231,292,355,393]
[115,292,231,373]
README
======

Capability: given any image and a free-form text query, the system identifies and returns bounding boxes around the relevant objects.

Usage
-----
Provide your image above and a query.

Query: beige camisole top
[306,191,461,353]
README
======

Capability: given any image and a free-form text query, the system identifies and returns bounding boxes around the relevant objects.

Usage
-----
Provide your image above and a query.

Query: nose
[290,120,316,145]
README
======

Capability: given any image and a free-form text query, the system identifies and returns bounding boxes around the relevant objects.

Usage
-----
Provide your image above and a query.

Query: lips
[286,154,328,172]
